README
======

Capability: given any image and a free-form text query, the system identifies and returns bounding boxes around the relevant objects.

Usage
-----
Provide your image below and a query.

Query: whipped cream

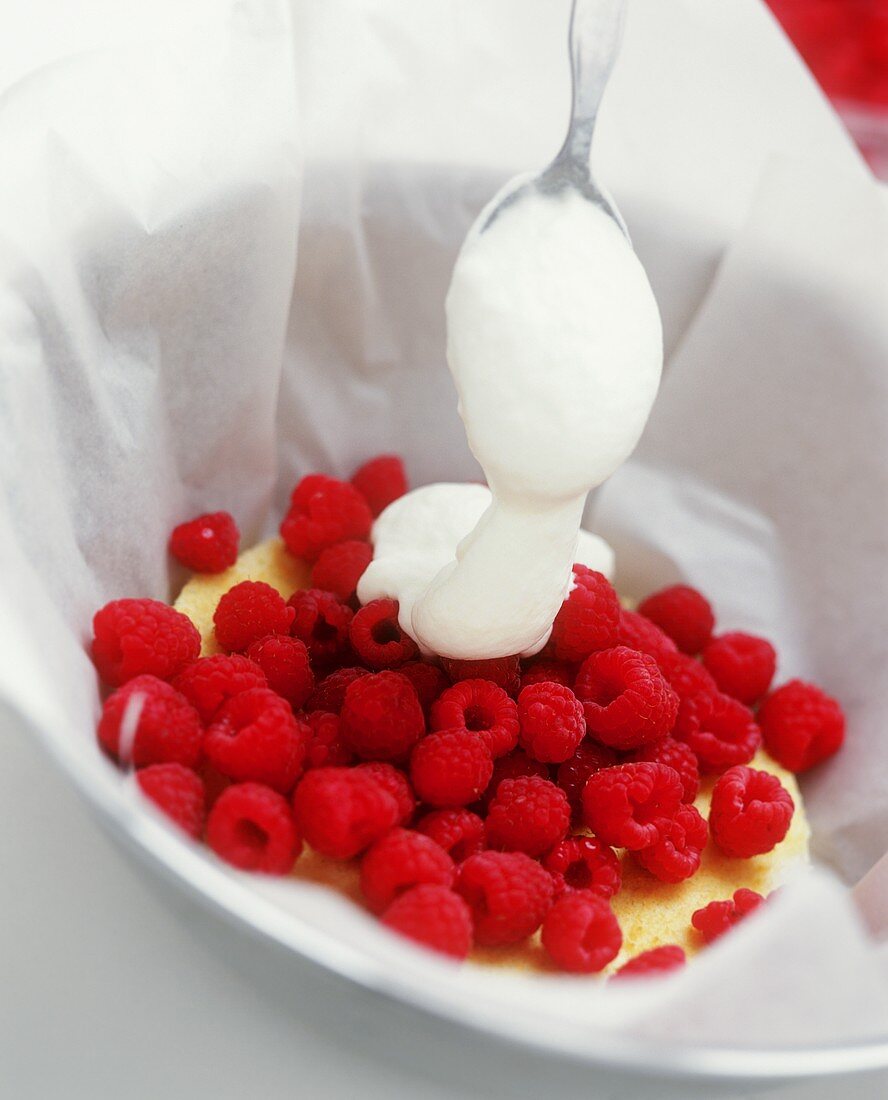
[358,183,662,659]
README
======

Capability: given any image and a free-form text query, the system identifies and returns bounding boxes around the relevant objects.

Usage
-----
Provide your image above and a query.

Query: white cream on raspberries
[358,185,663,659]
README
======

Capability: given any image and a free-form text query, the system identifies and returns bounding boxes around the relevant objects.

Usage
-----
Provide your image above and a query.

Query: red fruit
[431,679,519,759]
[613,945,686,979]
[634,804,708,883]
[709,766,794,858]
[484,749,550,806]
[627,737,700,803]
[637,584,715,655]
[349,598,418,669]
[657,650,718,702]
[306,666,369,714]
[551,565,621,662]
[204,688,308,793]
[397,661,449,714]
[519,659,575,691]
[574,647,679,750]
[543,836,621,900]
[287,588,353,667]
[757,680,845,772]
[292,767,399,859]
[692,888,764,943]
[206,782,301,873]
[673,691,761,774]
[172,654,267,723]
[303,710,353,769]
[486,776,570,857]
[136,763,205,838]
[441,655,521,696]
[541,891,622,973]
[246,634,314,708]
[310,540,373,601]
[213,581,295,654]
[98,675,202,768]
[410,730,493,808]
[702,632,777,705]
[92,598,201,686]
[340,671,425,761]
[169,511,239,573]
[582,762,683,851]
[517,681,585,763]
[615,609,678,663]
[353,762,416,824]
[555,741,618,819]
[280,474,372,561]
[360,828,455,912]
[416,809,486,862]
[456,851,553,947]
[351,454,408,517]
[381,885,472,959]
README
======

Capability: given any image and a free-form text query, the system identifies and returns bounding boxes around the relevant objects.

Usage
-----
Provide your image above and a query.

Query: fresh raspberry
[287,588,353,667]
[456,851,553,946]
[517,682,585,763]
[280,474,372,562]
[136,763,205,838]
[206,782,301,873]
[555,741,618,819]
[702,632,777,705]
[398,661,449,714]
[381,885,472,959]
[431,679,519,759]
[657,650,718,702]
[582,762,683,851]
[634,804,707,883]
[613,945,686,979]
[245,635,314,708]
[757,680,845,772]
[441,655,521,697]
[692,888,764,943]
[306,666,369,714]
[637,585,715,655]
[519,660,575,691]
[551,566,621,662]
[360,827,455,912]
[92,598,201,686]
[204,688,308,793]
[574,647,679,750]
[673,691,761,774]
[416,809,486,862]
[172,654,267,723]
[410,730,493,808]
[615,609,679,663]
[169,511,239,573]
[542,836,621,900]
[483,749,550,805]
[486,776,570,857]
[627,737,700,803]
[213,581,295,654]
[310,540,373,601]
[340,671,425,761]
[303,710,353,769]
[292,767,399,858]
[349,598,418,669]
[98,676,202,768]
[350,454,408,517]
[709,766,794,858]
[200,761,232,808]
[541,891,622,973]
[353,762,415,824]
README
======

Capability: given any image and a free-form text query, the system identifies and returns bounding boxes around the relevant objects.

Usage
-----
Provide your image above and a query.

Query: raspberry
[517,682,585,763]
[543,836,621,900]
[169,511,239,574]
[340,671,425,761]
[634,804,708,882]
[310,541,373,601]
[245,635,314,708]
[574,647,679,749]
[637,584,715,655]
[306,666,369,713]
[172,654,267,723]
[213,581,295,654]
[292,767,399,858]
[555,741,617,819]
[519,660,575,691]
[416,809,486,862]
[381,885,472,959]
[360,827,455,912]
[615,609,679,663]
[484,749,550,805]
[673,691,761,774]
[757,680,845,772]
[441,655,521,696]
[692,888,764,943]
[486,776,570,857]
[349,598,418,669]
[551,565,621,662]
[541,891,622,973]
[287,588,353,667]
[431,679,519,759]
[709,766,794,858]
[92,598,201,686]
[397,661,449,714]
[280,474,372,561]
[136,763,205,838]
[456,851,553,946]
[657,649,718,701]
[627,737,700,802]
[353,762,415,824]
[303,710,353,769]
[206,782,301,873]
[613,945,686,979]
[98,676,202,767]
[582,762,683,850]
[350,454,409,517]
[204,688,308,793]
[702,632,777,705]
[410,730,493,808]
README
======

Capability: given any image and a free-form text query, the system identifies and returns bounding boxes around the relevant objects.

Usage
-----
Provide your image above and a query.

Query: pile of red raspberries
[90,455,845,975]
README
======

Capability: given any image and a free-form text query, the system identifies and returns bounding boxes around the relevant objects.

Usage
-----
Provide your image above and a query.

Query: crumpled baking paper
[0,0,886,1050]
